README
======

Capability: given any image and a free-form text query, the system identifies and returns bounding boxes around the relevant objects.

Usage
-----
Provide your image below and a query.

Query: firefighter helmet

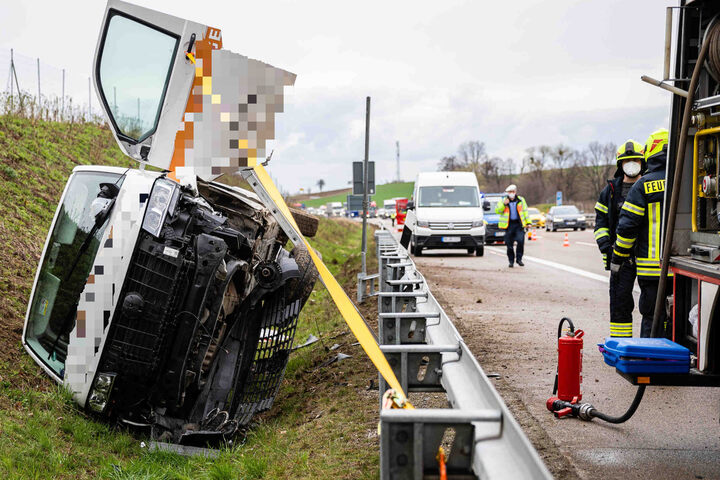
[644,128,669,161]
[614,139,645,177]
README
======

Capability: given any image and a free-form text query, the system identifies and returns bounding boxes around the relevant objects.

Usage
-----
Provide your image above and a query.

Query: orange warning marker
[531,229,538,241]
[563,232,570,247]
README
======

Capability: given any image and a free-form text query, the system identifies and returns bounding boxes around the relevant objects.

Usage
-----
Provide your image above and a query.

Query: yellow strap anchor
[251,164,410,404]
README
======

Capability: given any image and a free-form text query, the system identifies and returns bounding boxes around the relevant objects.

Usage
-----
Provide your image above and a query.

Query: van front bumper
[414,234,485,249]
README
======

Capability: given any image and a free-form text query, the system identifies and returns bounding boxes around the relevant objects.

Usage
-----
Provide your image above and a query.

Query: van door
[94,0,295,181]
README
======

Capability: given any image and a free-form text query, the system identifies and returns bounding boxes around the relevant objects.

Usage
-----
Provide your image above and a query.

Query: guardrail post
[373,230,552,479]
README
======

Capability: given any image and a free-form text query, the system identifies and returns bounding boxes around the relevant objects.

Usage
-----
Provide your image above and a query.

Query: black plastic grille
[104,239,186,383]
[234,290,300,425]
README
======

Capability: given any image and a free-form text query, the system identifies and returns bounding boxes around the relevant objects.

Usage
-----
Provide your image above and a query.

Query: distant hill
[298,181,414,209]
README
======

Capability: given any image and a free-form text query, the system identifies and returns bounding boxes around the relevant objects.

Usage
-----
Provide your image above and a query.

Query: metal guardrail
[372,230,552,479]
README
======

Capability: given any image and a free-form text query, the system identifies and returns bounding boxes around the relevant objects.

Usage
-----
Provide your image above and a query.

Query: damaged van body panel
[23,0,316,444]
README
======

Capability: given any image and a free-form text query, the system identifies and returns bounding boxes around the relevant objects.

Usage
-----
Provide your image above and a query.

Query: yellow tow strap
[252,164,409,401]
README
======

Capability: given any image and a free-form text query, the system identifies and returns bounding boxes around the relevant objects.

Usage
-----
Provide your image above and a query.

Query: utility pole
[396,140,400,182]
[9,49,20,111]
[36,58,41,103]
[361,96,371,277]
[9,49,13,110]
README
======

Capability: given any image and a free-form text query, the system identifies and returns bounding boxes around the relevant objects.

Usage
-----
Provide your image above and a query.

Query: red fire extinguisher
[547,317,584,417]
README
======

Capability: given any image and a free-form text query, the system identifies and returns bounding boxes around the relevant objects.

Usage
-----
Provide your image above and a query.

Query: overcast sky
[0,0,674,193]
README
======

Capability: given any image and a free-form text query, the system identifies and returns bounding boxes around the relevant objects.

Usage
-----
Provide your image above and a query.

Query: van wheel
[467,248,474,254]
[475,245,484,257]
[286,246,319,310]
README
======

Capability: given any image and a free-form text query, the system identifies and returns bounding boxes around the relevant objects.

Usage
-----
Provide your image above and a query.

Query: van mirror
[406,201,415,210]
[483,200,491,211]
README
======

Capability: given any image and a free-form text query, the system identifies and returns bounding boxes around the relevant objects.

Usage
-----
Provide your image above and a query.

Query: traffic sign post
[353,161,375,195]
[556,191,563,206]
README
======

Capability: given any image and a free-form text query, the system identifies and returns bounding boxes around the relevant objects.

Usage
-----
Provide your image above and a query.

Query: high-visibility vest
[495,196,530,229]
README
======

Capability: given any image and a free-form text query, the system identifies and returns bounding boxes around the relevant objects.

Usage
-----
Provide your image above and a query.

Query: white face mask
[623,161,642,178]
[508,192,516,200]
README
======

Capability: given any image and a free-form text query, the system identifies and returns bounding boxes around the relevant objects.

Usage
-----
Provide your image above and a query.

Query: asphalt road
[376,220,720,479]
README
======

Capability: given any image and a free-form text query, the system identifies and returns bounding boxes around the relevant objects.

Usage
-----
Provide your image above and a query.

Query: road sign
[347,194,364,211]
[556,191,563,206]
[353,161,375,195]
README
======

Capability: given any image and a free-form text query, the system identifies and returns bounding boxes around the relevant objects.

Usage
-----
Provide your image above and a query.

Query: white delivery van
[406,172,485,256]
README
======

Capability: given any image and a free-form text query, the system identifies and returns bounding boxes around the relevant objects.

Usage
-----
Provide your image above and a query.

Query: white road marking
[487,247,640,293]
[576,241,597,247]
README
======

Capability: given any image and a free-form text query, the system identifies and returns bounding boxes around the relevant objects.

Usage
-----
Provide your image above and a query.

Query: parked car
[526,207,545,228]
[482,194,506,244]
[545,205,587,231]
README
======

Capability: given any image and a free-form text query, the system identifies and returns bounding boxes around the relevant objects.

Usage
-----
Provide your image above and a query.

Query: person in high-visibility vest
[610,129,671,338]
[495,184,530,267]
[594,139,646,337]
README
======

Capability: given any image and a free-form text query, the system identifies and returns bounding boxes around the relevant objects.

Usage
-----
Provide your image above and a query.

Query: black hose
[589,385,646,424]
[552,317,575,395]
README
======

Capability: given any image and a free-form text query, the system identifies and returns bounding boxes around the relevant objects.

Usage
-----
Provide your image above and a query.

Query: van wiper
[48,183,120,361]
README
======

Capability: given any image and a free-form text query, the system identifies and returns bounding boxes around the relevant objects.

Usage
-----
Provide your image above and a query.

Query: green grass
[300,181,414,209]
[0,114,379,479]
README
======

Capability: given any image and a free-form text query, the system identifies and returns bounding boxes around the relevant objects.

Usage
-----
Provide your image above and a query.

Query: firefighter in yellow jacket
[495,184,530,267]
[610,129,671,337]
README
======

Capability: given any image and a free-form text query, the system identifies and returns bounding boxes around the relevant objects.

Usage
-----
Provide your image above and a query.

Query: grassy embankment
[0,115,380,479]
[298,182,414,209]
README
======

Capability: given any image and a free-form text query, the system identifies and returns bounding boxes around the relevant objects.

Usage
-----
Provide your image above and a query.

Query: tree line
[438,140,618,205]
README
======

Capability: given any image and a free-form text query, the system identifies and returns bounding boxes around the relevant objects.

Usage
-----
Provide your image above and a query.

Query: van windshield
[25,171,122,378]
[418,186,479,207]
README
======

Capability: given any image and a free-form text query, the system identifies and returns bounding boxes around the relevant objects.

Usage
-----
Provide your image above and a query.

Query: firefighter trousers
[505,221,525,264]
[609,260,636,337]
[638,277,672,338]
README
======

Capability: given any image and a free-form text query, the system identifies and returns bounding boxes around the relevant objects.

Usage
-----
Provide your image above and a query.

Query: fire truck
[637,1,720,386]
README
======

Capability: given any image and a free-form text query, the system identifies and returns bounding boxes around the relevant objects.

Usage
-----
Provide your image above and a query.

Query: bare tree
[458,141,487,175]
[550,144,583,201]
[316,179,325,192]
[478,156,505,192]
[438,155,462,171]
[578,141,617,200]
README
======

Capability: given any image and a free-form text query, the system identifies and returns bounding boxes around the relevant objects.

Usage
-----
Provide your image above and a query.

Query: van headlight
[417,220,429,227]
[472,220,483,227]
[142,178,179,237]
[88,372,116,413]
[578,216,586,221]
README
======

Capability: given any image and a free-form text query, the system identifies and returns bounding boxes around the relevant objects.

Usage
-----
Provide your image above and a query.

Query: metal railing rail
[372,230,551,479]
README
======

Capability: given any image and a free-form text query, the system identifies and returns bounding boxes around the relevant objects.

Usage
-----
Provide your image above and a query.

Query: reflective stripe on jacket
[495,195,530,229]
[594,177,624,254]
[612,152,671,279]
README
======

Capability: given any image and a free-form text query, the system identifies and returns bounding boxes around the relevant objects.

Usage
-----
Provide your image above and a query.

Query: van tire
[475,245,484,256]
[289,208,319,237]
[286,246,319,309]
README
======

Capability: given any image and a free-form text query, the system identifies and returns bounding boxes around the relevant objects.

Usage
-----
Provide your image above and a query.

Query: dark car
[482,194,506,244]
[545,205,587,231]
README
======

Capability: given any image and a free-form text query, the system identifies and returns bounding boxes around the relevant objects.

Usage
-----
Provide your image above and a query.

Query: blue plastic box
[598,337,690,374]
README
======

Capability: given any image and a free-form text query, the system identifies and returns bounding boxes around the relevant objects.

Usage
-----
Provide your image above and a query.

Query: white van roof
[415,171,479,187]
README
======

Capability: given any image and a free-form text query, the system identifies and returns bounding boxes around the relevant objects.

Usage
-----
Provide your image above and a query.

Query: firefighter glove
[610,254,624,275]
[601,248,611,271]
